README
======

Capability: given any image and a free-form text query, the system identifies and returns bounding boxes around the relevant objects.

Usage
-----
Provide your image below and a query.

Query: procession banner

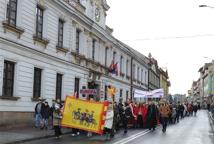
[61,97,109,135]
[134,88,164,98]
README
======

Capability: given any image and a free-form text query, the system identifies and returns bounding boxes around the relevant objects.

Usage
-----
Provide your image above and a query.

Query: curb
[4,131,73,144]
[208,112,214,133]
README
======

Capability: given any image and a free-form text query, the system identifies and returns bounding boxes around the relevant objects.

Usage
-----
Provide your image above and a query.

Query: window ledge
[2,21,24,38]
[120,72,125,77]
[0,96,20,101]
[56,45,69,53]
[126,75,130,80]
[31,97,46,102]
[71,51,85,59]
[33,35,49,47]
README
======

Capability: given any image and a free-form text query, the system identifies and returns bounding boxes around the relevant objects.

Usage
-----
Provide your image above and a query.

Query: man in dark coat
[146,101,158,131]
[35,99,45,128]
[41,101,50,129]
[193,103,198,116]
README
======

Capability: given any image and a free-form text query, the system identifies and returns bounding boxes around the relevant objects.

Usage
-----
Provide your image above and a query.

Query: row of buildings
[0,0,170,128]
[188,61,214,106]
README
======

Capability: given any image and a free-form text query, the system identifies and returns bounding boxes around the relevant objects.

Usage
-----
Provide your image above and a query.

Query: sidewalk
[0,127,72,144]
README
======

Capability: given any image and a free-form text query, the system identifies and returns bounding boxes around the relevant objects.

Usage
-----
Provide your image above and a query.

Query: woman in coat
[159,102,171,133]
[146,101,158,131]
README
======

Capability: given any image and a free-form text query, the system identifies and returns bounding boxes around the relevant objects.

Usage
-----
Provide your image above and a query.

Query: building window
[6,0,18,26]
[133,64,136,79]
[33,68,42,99]
[58,19,64,48]
[104,85,108,100]
[120,89,123,98]
[120,56,123,73]
[105,47,108,66]
[56,73,62,100]
[74,78,80,98]
[145,71,147,84]
[76,29,80,53]
[35,5,44,39]
[126,59,129,75]
[3,61,15,97]
[141,70,144,83]
[113,51,116,62]
[126,90,129,101]
[137,67,140,81]
[92,39,96,60]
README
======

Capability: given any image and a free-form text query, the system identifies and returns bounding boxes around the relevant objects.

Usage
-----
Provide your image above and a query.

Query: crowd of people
[34,98,200,139]
[110,99,199,136]
[35,99,63,138]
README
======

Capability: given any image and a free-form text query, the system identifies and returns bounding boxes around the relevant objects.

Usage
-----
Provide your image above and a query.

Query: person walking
[34,99,45,128]
[41,101,50,130]
[159,102,171,133]
[137,103,143,128]
[122,102,132,134]
[53,104,62,138]
[146,101,158,131]
[104,103,114,140]
[193,103,198,116]
[132,102,138,128]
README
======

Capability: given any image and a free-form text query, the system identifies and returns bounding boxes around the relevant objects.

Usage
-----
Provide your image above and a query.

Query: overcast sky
[106,0,214,95]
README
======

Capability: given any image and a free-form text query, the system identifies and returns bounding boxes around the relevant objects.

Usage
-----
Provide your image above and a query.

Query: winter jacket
[159,105,171,118]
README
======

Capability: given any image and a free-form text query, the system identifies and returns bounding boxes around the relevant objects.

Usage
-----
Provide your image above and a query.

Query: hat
[55,104,60,110]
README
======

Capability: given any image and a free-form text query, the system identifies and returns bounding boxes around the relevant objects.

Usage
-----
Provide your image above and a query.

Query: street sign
[80,89,97,95]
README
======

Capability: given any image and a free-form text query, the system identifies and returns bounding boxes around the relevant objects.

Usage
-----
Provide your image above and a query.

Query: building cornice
[0,37,132,86]
[53,0,148,68]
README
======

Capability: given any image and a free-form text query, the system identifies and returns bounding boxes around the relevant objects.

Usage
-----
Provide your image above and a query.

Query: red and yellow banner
[61,97,108,134]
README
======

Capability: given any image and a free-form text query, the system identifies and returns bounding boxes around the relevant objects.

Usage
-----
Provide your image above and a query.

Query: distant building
[173,94,186,103]
[147,54,160,91]
[198,62,214,105]
[159,68,170,98]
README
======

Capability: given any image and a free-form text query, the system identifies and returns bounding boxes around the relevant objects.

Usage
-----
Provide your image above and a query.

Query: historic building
[198,62,214,105]
[147,54,160,91]
[159,68,170,98]
[0,0,151,127]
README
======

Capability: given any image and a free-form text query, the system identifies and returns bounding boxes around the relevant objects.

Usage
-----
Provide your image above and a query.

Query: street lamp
[199,5,214,9]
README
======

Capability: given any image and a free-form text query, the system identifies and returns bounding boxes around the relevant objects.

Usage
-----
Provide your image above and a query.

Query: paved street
[20,110,214,144]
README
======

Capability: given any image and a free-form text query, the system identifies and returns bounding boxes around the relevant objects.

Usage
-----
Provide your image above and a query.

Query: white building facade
[0,0,149,127]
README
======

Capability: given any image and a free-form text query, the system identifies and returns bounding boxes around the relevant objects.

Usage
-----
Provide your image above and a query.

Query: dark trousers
[148,119,156,130]
[180,111,184,118]
[123,119,128,133]
[161,117,168,132]
[137,115,143,128]
[54,126,62,137]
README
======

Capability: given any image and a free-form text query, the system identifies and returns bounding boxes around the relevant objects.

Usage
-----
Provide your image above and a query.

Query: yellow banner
[61,97,108,134]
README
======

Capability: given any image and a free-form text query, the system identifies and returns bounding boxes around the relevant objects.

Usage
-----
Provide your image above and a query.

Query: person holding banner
[104,103,114,140]
[53,104,62,138]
